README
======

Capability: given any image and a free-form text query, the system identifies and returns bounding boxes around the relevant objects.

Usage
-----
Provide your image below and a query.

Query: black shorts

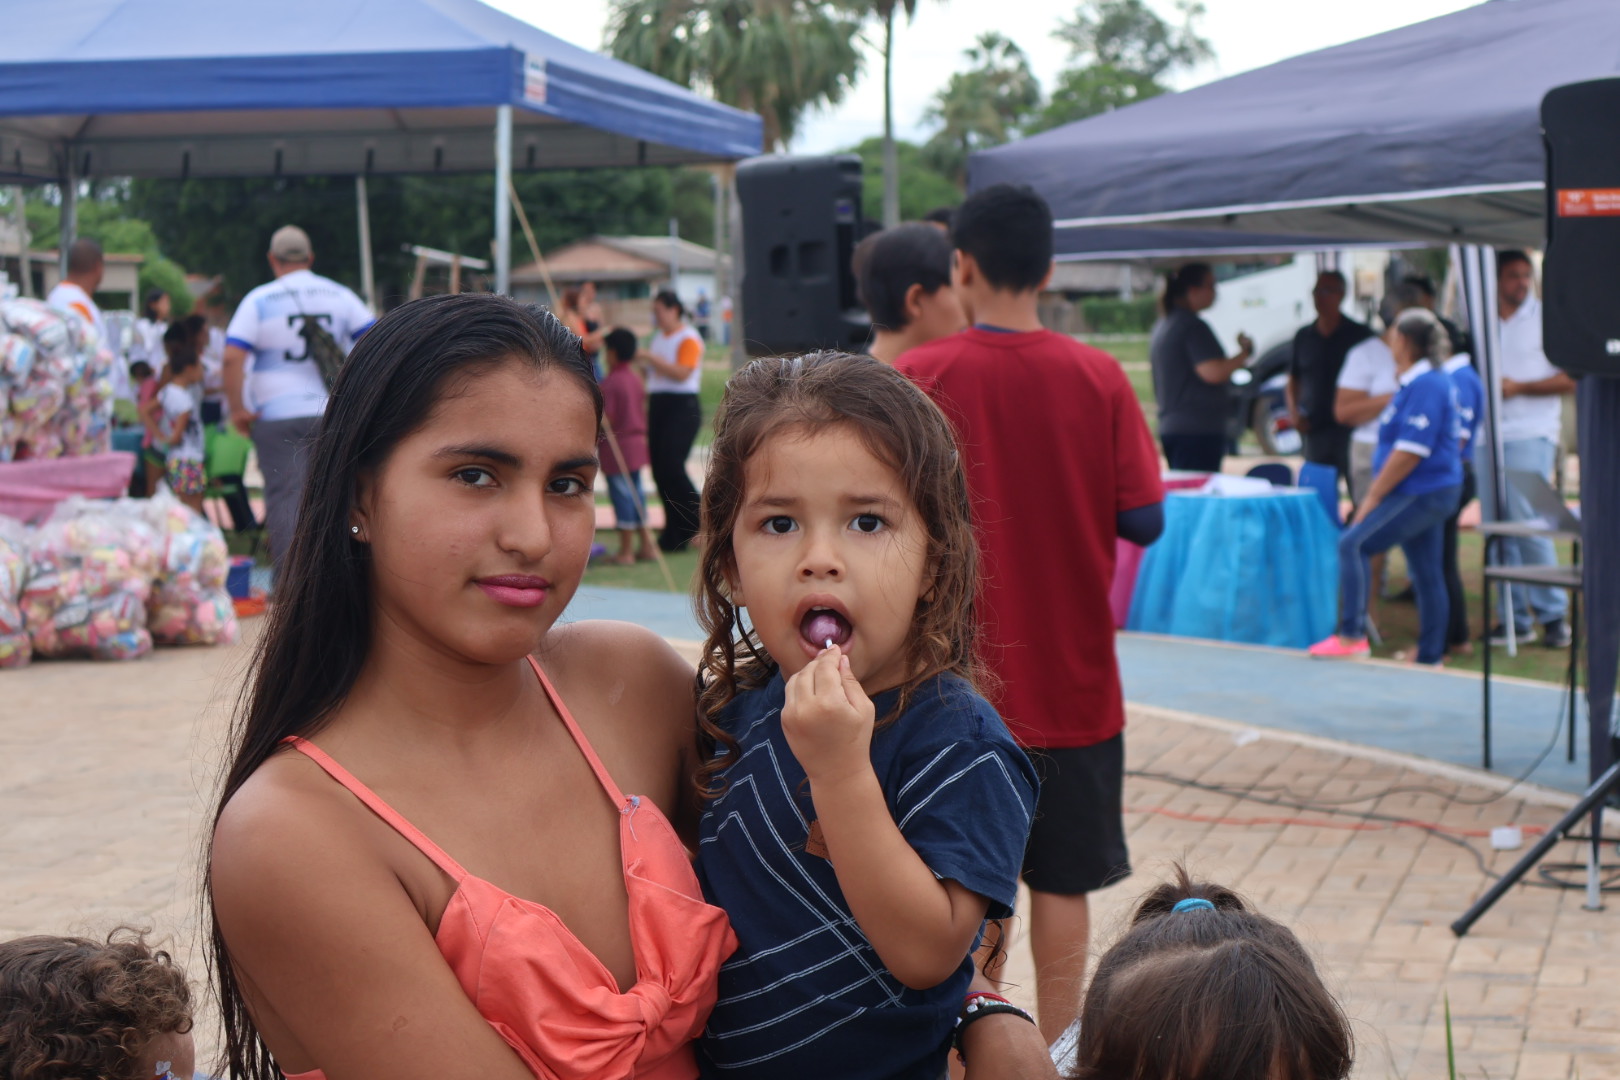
[1021,735,1131,895]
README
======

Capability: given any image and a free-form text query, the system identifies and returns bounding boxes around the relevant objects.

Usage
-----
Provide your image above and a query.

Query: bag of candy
[140,491,238,647]
[22,498,158,660]
[0,513,30,668]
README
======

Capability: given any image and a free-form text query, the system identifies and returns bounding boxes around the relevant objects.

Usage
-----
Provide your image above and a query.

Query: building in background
[512,235,727,332]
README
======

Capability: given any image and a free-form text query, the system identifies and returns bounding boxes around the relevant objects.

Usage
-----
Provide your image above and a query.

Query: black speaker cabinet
[1542,78,1620,378]
[736,154,870,356]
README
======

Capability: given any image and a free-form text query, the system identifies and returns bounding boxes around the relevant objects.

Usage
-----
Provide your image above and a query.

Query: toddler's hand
[782,647,876,788]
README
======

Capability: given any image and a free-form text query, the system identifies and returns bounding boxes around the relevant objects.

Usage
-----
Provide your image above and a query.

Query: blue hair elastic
[1172,897,1215,913]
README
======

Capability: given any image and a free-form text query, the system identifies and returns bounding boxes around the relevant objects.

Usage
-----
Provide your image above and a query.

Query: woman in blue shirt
[1311,309,1464,665]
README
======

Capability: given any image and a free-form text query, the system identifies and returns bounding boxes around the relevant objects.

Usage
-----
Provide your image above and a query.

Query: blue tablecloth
[1127,490,1339,649]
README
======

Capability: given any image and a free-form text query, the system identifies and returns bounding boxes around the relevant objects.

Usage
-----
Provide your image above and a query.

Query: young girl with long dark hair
[206,294,735,1080]
[691,353,1039,1079]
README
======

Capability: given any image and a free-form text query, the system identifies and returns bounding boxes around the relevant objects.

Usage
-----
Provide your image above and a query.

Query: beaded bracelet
[952,993,1036,1063]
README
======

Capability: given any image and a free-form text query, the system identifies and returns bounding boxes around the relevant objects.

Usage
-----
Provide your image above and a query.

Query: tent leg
[8,186,31,297]
[356,175,376,310]
[494,104,513,297]
[58,156,77,281]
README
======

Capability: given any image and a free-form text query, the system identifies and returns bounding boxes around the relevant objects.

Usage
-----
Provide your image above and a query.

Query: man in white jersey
[223,226,374,571]
[46,238,131,401]
[1482,250,1576,648]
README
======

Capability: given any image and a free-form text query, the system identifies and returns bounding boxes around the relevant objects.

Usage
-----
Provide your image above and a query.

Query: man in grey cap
[224,225,374,572]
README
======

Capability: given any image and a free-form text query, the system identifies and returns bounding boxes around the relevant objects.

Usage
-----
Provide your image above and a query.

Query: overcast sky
[487,0,1481,153]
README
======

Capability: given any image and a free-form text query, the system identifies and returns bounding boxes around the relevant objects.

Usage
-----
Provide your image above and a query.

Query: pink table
[0,453,137,524]
[1109,472,1210,627]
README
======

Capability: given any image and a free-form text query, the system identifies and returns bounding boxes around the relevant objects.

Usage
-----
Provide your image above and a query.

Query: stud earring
[350,525,360,536]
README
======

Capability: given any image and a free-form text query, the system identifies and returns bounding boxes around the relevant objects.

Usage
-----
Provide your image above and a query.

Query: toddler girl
[692,352,1039,1080]
[1059,868,1353,1080]
[0,928,195,1080]
[151,346,207,513]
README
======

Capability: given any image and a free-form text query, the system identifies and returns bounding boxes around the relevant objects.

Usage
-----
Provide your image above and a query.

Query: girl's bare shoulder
[540,620,697,740]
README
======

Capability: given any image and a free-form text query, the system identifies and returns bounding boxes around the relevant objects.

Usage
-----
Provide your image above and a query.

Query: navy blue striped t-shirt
[695,671,1038,1080]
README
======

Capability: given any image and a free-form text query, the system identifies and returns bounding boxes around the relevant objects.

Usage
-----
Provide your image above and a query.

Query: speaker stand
[1451,760,1617,936]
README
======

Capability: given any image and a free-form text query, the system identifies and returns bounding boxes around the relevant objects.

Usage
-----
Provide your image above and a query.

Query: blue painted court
[565,584,1592,795]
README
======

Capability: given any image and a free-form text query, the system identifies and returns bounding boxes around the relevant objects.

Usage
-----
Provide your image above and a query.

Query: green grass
[582,531,702,593]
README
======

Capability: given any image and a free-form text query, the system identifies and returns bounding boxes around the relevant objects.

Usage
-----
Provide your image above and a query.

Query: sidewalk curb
[1126,701,1579,810]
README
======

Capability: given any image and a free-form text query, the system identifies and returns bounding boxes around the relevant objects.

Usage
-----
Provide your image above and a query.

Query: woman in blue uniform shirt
[1311,309,1464,665]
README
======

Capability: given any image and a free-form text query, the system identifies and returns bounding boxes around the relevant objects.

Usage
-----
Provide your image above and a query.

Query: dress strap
[281,736,469,882]
[525,656,628,806]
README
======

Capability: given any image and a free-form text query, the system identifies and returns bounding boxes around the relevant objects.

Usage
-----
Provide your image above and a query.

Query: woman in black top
[1148,263,1253,472]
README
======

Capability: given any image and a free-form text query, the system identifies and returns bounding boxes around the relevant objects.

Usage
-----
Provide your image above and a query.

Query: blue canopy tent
[972,0,1620,876]
[0,0,763,293]
[972,0,1619,247]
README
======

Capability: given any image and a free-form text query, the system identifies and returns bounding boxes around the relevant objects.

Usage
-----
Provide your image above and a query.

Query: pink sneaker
[1309,635,1370,659]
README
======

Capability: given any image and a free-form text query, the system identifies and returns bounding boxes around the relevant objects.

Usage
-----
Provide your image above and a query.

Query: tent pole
[355,175,376,310]
[9,186,31,297]
[58,154,77,282]
[1461,245,1516,654]
[494,105,513,297]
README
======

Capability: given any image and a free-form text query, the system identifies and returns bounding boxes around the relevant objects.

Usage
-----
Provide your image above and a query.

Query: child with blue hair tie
[1056,867,1353,1080]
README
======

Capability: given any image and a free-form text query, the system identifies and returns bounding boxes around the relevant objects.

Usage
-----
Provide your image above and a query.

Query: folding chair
[1296,461,1342,526]
[1245,462,1295,487]
[204,423,263,554]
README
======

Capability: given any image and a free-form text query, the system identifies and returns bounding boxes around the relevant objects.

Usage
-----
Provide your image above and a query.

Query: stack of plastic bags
[0,515,28,667]
[20,497,159,660]
[0,298,115,462]
[1,492,239,665]
[139,494,239,647]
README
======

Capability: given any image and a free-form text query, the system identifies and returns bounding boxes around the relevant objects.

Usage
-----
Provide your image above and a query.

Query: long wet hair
[204,293,600,1080]
[1070,866,1353,1080]
[694,352,982,789]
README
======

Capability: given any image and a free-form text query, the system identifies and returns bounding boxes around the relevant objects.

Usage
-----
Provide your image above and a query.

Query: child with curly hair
[0,929,195,1080]
[691,352,1040,1079]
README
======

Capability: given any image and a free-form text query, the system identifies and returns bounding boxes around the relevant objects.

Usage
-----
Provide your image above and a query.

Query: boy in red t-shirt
[894,184,1166,1043]
[598,327,655,565]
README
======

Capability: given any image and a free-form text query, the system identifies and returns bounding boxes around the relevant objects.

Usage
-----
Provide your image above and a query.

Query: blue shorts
[605,471,645,530]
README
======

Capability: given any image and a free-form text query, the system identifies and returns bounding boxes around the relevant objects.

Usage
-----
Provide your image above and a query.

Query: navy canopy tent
[973,0,1620,248]
[975,0,1620,817]
[0,0,762,291]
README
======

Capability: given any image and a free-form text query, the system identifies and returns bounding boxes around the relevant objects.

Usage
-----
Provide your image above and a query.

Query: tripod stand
[1451,759,1617,936]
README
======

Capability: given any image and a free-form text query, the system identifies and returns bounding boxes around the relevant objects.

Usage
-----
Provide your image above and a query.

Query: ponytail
[1393,308,1452,365]
[1160,263,1213,316]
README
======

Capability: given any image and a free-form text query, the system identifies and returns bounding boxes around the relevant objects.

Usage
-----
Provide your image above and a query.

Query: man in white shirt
[46,238,131,401]
[1482,251,1577,648]
[1335,283,1422,508]
[224,225,374,571]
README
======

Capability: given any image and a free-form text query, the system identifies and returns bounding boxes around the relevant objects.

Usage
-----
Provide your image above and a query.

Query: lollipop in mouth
[800,606,852,650]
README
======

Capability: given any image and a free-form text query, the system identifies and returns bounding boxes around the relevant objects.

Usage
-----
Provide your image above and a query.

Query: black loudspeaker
[736,154,870,356]
[1542,78,1620,378]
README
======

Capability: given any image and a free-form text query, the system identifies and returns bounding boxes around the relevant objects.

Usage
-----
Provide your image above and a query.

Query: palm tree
[605,0,864,152]
[842,0,925,228]
[922,32,1041,185]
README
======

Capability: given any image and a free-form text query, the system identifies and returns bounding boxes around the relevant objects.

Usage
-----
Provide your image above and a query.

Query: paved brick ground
[3,626,1616,1079]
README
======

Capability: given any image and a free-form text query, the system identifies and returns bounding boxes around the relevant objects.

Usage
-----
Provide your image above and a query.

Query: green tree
[604,0,864,152]
[13,186,193,316]
[846,137,959,221]
[922,32,1041,186]
[126,168,717,307]
[1031,0,1212,132]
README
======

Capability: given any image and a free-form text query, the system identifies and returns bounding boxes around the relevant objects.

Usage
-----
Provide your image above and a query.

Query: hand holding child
[781,646,876,789]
